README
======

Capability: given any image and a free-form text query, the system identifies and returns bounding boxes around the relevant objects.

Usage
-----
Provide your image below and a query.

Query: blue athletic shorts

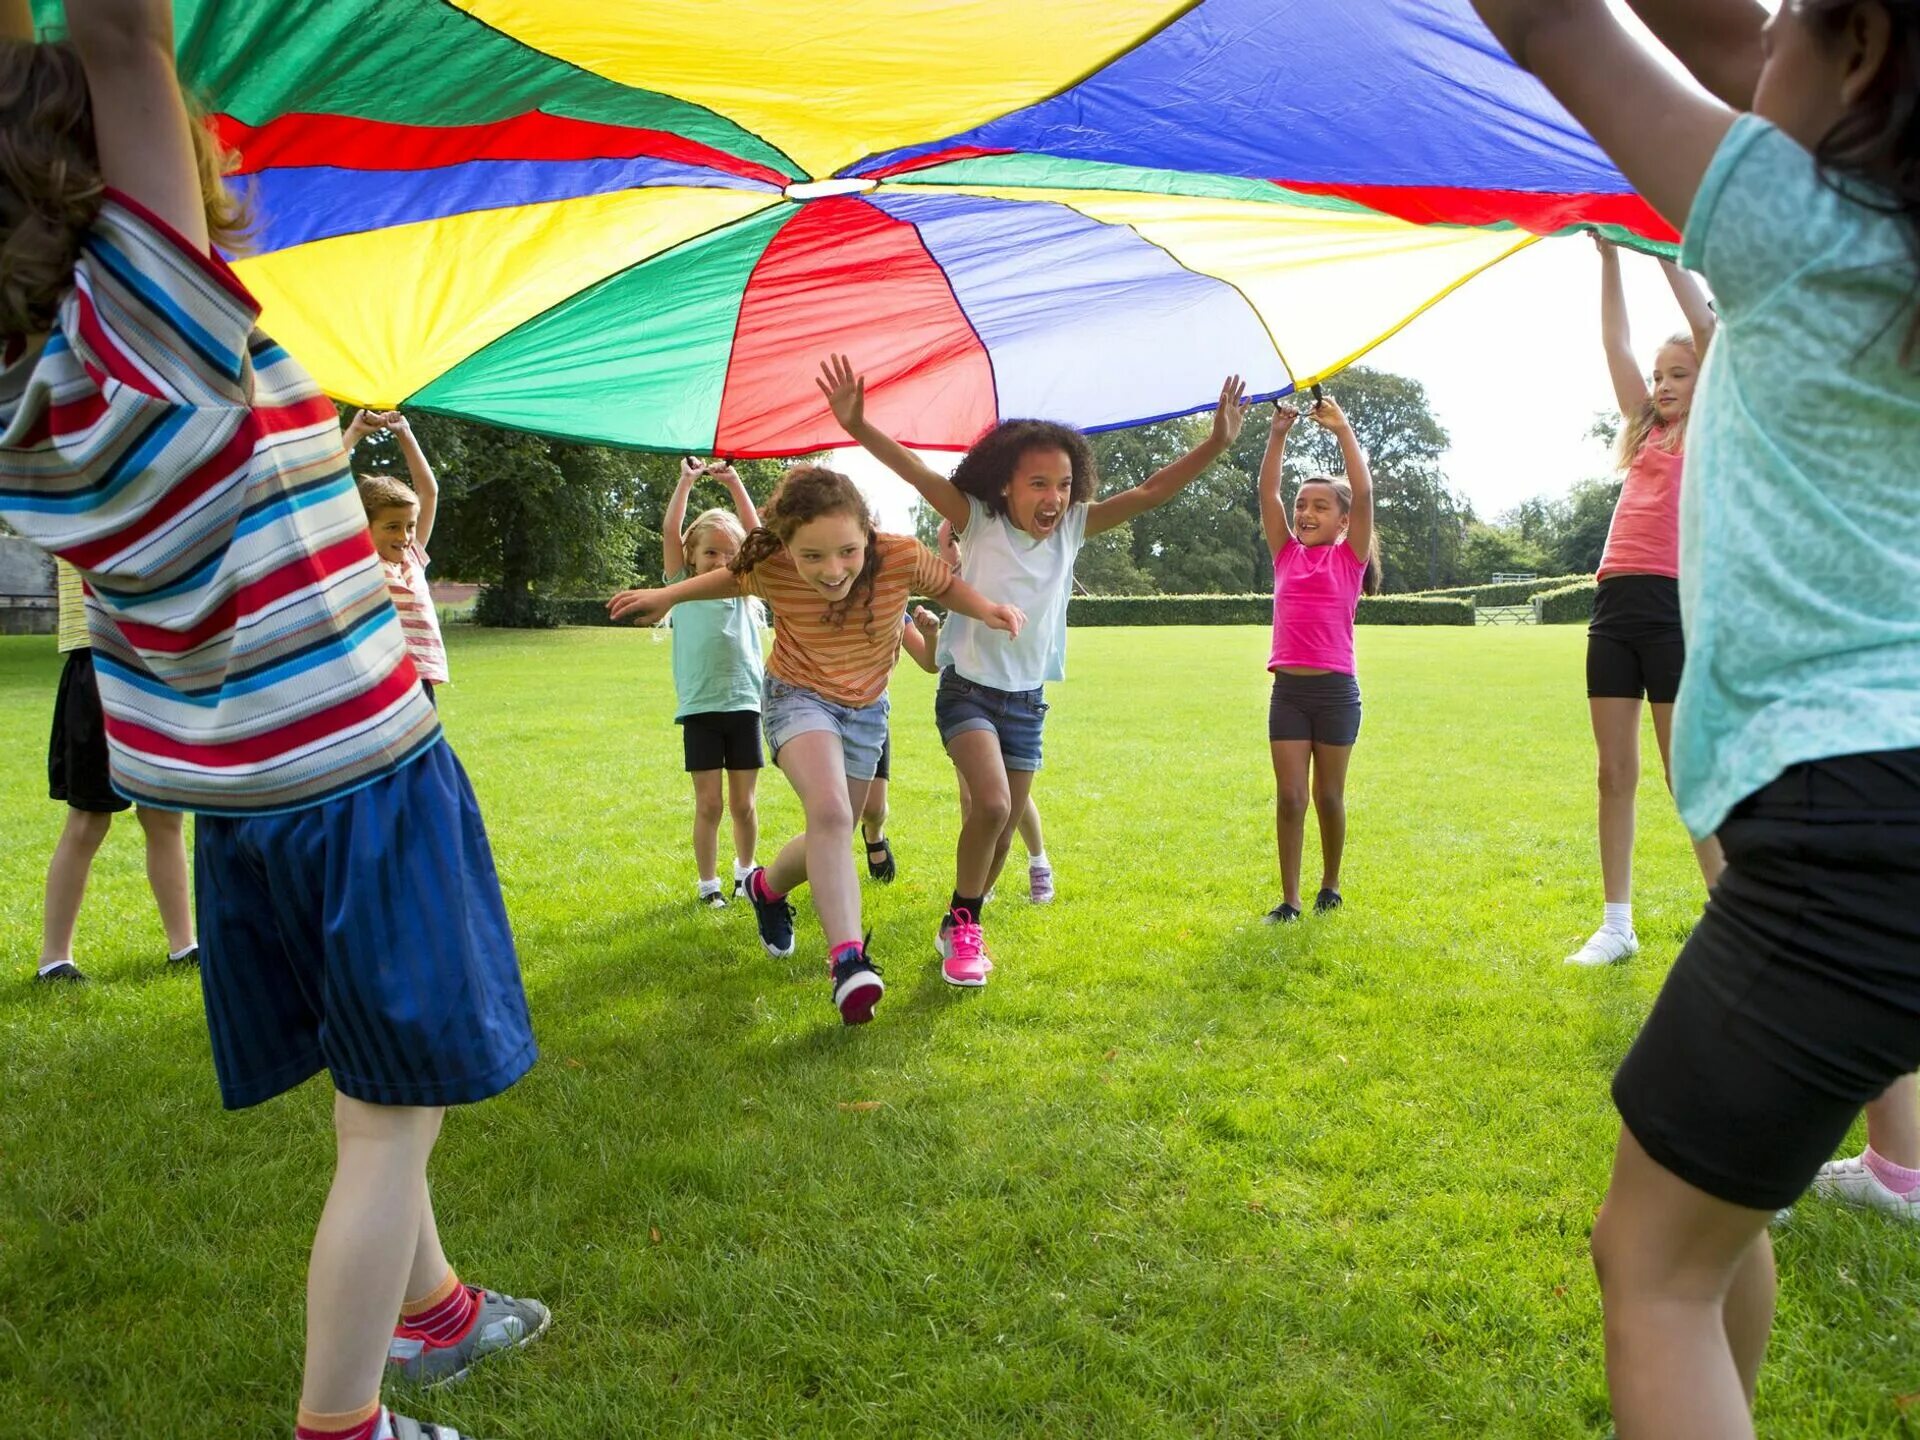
[194,739,536,1110]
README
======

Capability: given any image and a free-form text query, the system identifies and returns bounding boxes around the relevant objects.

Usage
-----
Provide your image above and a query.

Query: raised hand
[1308,392,1352,436]
[816,354,866,433]
[1270,401,1301,435]
[677,456,705,488]
[1210,375,1250,448]
[380,410,412,438]
[608,587,668,626]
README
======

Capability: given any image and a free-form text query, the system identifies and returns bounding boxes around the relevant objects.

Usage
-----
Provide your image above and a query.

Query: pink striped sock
[1864,1148,1920,1197]
[399,1280,479,1345]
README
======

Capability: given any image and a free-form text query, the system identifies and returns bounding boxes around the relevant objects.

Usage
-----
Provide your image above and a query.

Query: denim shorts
[761,673,890,782]
[934,667,1048,772]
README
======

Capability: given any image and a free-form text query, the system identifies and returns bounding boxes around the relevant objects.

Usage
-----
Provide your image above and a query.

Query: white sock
[1603,902,1633,936]
[37,957,73,976]
[733,859,755,880]
[1028,851,1050,870]
[168,942,197,961]
[697,877,722,896]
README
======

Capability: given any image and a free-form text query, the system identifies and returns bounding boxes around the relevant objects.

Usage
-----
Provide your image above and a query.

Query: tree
[1073,520,1159,594]
[1460,521,1546,582]
[1547,476,1623,575]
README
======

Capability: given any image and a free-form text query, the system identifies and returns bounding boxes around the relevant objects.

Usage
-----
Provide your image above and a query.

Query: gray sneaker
[389,1288,551,1388]
[389,1412,491,1440]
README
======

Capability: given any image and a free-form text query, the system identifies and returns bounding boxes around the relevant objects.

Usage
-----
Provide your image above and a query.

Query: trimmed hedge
[1409,573,1593,606]
[548,592,1476,628]
[1532,580,1598,624]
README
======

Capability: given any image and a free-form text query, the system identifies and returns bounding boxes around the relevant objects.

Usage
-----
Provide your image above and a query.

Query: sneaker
[1028,860,1055,905]
[34,961,87,983]
[389,1286,551,1388]
[166,944,200,967]
[387,1412,489,1440]
[1262,903,1301,925]
[1812,1153,1920,1221]
[697,883,728,909]
[746,867,795,957]
[1564,927,1638,966]
[935,914,995,973]
[733,867,753,899]
[940,910,990,987]
[1313,888,1342,915]
[830,944,885,1025]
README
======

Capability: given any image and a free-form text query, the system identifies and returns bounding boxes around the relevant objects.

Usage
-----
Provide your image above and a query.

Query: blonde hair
[356,473,418,517]
[1616,333,1696,468]
[0,39,251,338]
[682,507,746,557]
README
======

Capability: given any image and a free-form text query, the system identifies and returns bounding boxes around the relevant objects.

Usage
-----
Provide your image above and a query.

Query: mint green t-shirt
[1674,116,1920,838]
[666,568,764,719]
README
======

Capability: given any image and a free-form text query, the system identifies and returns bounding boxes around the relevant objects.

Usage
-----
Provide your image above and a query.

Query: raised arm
[1623,0,1766,111]
[1258,403,1299,556]
[1086,376,1248,538]
[712,461,761,532]
[68,0,209,250]
[819,355,971,531]
[661,458,700,577]
[608,565,741,626]
[1596,237,1649,419]
[341,408,381,454]
[1469,0,1735,233]
[1314,396,1373,567]
[1661,258,1717,361]
[899,608,940,674]
[385,412,438,548]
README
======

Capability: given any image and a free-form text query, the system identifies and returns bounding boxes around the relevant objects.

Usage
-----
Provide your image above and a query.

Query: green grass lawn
[2,625,1913,1437]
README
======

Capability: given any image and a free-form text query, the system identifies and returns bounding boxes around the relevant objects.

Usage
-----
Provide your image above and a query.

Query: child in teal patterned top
[1470,1,1920,1434]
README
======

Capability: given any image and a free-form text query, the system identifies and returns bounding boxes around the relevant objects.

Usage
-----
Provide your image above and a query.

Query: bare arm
[1661,259,1717,361]
[607,565,742,625]
[1597,239,1649,418]
[386,413,438,549]
[1622,0,1766,111]
[661,458,699,577]
[936,576,1025,638]
[899,610,939,674]
[1314,397,1374,567]
[819,355,970,531]
[713,462,761,532]
[68,0,209,251]
[1469,0,1735,233]
[1086,376,1248,538]
[1258,404,1299,556]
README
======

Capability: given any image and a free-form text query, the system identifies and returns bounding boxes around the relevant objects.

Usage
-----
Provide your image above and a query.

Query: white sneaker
[1564,926,1638,966]
[1812,1153,1920,1221]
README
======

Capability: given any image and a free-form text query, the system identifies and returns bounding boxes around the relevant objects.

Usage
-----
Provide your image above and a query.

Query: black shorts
[1587,575,1684,704]
[873,732,891,782]
[48,648,129,814]
[1267,670,1362,746]
[680,710,764,773]
[1612,748,1920,1211]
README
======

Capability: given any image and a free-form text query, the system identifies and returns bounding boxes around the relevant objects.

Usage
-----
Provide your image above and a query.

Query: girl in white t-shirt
[822,355,1247,986]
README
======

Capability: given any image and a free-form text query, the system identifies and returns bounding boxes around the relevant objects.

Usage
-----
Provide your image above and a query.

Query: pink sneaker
[938,910,991,987]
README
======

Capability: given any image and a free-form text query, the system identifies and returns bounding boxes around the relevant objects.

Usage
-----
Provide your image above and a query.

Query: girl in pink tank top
[1256,393,1380,926]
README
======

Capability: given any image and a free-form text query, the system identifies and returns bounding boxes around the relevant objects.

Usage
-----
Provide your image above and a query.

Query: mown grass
[1,626,1913,1437]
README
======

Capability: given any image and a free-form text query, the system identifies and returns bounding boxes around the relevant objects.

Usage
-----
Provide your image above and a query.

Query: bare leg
[690,770,724,884]
[300,1096,444,1415]
[1308,742,1354,896]
[1016,794,1045,858]
[982,768,1039,898]
[948,730,1012,900]
[1590,698,1643,907]
[404,1172,453,1305]
[1591,1126,1775,1439]
[1270,741,1312,912]
[133,806,196,955]
[1863,1074,1920,1168]
[764,733,863,949]
[1649,704,1727,889]
[860,774,889,844]
[39,807,112,967]
[726,768,759,871]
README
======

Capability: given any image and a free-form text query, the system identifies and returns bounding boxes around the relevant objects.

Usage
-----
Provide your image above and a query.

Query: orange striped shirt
[384,542,450,684]
[740,533,953,707]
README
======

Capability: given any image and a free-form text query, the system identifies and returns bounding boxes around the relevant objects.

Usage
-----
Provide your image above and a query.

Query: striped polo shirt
[385,542,450,685]
[740,533,953,707]
[0,192,441,815]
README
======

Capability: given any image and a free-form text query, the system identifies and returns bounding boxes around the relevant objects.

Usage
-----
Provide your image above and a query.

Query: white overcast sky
[836,2,1720,531]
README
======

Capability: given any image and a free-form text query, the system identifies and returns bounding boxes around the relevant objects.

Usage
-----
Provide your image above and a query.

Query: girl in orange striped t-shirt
[611,465,1024,1025]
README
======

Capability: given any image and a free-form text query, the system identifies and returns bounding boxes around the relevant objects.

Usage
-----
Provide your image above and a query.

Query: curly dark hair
[0,39,251,339]
[732,464,882,633]
[1800,0,1920,361]
[948,419,1097,519]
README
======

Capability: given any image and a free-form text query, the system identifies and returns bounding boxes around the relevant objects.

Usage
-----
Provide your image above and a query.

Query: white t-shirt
[936,494,1089,692]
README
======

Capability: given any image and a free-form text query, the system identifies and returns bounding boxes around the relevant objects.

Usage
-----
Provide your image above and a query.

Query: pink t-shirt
[383,542,449,684]
[1597,426,1682,581]
[1269,536,1368,676]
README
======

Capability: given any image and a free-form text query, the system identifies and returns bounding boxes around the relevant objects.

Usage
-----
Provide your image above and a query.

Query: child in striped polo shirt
[0,5,541,1438]
[349,410,451,706]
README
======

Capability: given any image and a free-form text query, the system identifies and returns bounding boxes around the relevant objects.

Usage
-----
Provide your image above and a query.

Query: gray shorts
[1267,670,1362,746]
[761,674,890,782]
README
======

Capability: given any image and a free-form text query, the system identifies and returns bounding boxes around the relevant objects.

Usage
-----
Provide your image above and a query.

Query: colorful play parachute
[81,1,1673,455]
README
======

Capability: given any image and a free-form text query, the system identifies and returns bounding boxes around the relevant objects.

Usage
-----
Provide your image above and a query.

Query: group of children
[3,0,1916,1436]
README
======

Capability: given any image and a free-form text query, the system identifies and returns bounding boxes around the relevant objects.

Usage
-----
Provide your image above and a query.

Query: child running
[34,557,197,981]
[1471,1,1920,1435]
[609,464,1024,1023]
[1567,237,1726,967]
[348,410,449,706]
[0,7,544,1438]
[823,355,1246,984]
[661,457,763,907]
[859,610,941,884]
[1257,394,1379,924]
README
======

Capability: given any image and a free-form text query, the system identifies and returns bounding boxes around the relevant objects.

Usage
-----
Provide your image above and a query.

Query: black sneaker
[1262,903,1302,925]
[830,942,885,1025]
[166,944,200,967]
[1314,889,1342,915]
[746,867,795,957]
[35,961,87,983]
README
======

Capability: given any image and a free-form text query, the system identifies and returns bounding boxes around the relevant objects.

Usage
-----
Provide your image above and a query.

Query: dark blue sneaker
[746,866,796,957]
[830,942,885,1025]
